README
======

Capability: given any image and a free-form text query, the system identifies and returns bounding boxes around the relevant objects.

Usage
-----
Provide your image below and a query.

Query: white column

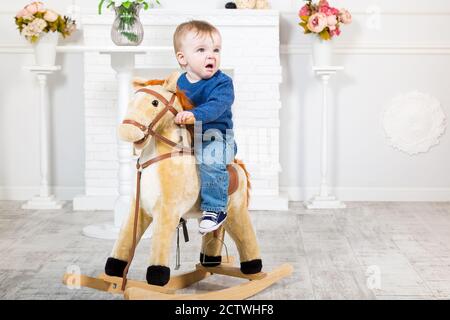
[82,51,151,239]
[305,66,346,209]
[111,52,135,228]
[22,66,64,210]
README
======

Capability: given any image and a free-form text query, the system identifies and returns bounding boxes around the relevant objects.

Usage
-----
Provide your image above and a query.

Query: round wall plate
[382,91,447,155]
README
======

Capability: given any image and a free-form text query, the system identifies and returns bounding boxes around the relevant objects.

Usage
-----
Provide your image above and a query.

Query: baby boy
[173,20,237,235]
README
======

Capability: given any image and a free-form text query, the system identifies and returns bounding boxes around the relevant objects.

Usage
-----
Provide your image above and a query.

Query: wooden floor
[0,201,449,300]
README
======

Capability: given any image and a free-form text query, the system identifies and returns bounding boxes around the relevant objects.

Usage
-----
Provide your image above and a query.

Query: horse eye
[152,100,159,107]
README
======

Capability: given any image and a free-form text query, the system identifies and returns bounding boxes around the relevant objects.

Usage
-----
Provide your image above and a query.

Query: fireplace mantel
[81,9,281,25]
[73,9,288,211]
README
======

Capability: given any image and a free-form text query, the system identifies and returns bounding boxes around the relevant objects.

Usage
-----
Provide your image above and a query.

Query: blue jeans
[195,131,237,212]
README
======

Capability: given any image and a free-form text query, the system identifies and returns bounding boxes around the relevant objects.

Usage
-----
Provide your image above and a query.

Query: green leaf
[319,29,331,40]
[300,15,309,22]
[299,22,311,34]
[98,0,105,14]
[121,31,138,42]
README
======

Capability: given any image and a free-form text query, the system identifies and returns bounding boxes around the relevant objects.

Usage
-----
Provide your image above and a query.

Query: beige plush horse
[104,71,263,287]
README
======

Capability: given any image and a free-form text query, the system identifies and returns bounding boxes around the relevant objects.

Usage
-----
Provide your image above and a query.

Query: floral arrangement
[98,0,160,43]
[298,0,352,40]
[98,0,160,14]
[15,2,77,43]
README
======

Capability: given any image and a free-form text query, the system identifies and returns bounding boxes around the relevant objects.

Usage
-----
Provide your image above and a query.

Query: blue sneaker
[199,211,227,234]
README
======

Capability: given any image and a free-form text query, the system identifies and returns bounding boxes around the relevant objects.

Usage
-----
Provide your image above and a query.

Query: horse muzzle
[118,122,147,144]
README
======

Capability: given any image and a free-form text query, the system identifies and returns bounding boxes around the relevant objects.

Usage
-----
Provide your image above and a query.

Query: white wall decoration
[382,91,447,155]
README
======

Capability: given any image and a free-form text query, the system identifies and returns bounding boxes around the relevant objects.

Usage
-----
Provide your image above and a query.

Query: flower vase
[111,3,144,46]
[311,36,333,66]
[33,32,59,66]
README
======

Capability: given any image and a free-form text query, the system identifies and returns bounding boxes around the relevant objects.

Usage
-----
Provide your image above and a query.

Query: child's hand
[175,111,195,124]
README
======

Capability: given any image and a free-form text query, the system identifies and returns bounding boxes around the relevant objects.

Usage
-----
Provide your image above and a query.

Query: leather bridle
[120,87,194,290]
[122,87,193,156]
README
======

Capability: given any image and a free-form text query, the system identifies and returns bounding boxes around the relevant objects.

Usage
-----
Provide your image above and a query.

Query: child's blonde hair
[173,20,220,53]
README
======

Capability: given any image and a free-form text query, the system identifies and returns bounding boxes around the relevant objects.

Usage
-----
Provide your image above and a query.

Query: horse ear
[163,71,181,93]
[132,77,149,90]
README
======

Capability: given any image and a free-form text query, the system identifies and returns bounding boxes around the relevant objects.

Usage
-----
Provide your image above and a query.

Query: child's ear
[176,51,186,67]
[163,71,181,93]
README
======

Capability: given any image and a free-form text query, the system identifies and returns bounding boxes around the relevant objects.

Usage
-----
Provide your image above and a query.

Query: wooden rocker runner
[63,253,293,300]
[62,72,292,299]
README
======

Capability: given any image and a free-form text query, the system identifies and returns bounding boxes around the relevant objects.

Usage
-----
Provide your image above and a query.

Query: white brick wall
[76,10,288,210]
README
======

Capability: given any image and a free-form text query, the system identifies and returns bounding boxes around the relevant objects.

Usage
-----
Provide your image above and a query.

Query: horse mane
[141,79,193,111]
[234,159,251,207]
[143,79,165,86]
[175,89,193,111]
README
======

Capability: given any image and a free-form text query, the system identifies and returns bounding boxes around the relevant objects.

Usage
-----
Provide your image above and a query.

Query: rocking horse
[63,72,292,299]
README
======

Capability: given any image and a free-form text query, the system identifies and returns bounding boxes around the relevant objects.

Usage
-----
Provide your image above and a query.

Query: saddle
[227,164,239,195]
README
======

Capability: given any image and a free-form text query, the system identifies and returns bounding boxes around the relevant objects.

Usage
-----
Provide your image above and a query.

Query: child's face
[176,30,222,81]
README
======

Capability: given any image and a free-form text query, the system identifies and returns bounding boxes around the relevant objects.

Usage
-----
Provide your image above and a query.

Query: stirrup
[200,229,230,266]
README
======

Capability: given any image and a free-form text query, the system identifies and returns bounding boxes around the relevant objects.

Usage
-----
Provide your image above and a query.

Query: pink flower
[319,5,340,16]
[327,15,338,26]
[330,27,341,37]
[16,8,30,18]
[318,0,329,7]
[307,12,327,33]
[299,5,310,17]
[44,9,59,22]
[339,9,352,24]
[24,2,45,15]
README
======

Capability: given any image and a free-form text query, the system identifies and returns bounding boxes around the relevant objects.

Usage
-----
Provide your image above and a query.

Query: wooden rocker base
[62,257,293,300]
[125,263,293,300]
[62,257,237,294]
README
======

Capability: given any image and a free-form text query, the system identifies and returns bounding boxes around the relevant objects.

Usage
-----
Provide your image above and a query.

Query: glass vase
[111,3,144,46]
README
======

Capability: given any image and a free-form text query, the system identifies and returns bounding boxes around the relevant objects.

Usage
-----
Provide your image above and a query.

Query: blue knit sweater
[177,70,234,134]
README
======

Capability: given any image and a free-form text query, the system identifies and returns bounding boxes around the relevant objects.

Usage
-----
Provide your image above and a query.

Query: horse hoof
[240,259,263,274]
[146,265,170,286]
[200,253,222,267]
[105,257,128,277]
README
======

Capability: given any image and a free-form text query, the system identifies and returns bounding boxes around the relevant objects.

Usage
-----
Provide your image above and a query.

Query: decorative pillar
[22,66,64,210]
[82,51,149,239]
[305,66,346,209]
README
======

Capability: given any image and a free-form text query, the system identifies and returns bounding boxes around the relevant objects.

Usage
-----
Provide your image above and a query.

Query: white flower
[21,25,36,37]
[65,21,77,35]
[28,18,47,33]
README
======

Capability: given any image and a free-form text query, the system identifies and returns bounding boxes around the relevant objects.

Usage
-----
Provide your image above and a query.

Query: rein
[120,88,194,290]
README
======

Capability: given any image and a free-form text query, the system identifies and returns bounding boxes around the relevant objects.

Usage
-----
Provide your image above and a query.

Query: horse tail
[234,158,251,207]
